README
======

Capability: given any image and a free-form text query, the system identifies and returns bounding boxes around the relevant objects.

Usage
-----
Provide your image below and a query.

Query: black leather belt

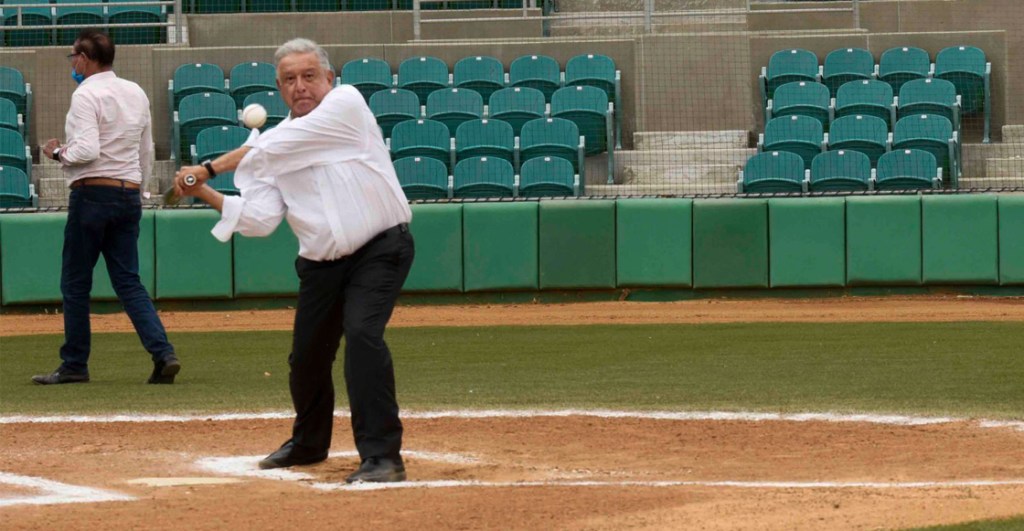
[371,223,409,244]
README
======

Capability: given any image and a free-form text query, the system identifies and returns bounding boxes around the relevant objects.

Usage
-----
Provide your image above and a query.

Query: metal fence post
[413,0,422,41]
[644,0,653,33]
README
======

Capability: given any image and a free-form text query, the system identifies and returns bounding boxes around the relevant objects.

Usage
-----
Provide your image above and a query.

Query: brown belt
[70,177,141,190]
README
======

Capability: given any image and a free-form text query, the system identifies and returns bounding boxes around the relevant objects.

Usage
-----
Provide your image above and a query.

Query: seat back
[370,88,421,138]
[893,113,953,145]
[810,150,871,190]
[551,85,609,154]
[934,45,987,114]
[241,91,289,129]
[453,56,504,102]
[828,114,888,146]
[488,86,545,136]
[519,156,576,197]
[509,54,561,102]
[822,47,874,95]
[876,148,938,189]
[0,165,31,200]
[453,156,515,198]
[0,98,19,132]
[878,46,930,93]
[195,125,250,161]
[743,151,805,193]
[455,119,514,163]
[764,115,823,146]
[398,56,449,105]
[520,117,579,151]
[765,49,818,97]
[107,0,166,44]
[341,58,392,101]
[390,119,451,168]
[229,62,277,106]
[0,128,28,174]
[426,88,484,123]
[565,53,616,96]
[173,63,227,110]
[393,156,449,200]
[771,81,830,126]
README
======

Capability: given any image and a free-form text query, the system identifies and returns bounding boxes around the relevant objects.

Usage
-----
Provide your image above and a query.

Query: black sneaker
[258,440,329,470]
[32,368,90,385]
[147,354,181,384]
[345,456,406,483]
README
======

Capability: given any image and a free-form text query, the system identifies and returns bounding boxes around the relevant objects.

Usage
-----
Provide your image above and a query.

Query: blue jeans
[59,185,174,373]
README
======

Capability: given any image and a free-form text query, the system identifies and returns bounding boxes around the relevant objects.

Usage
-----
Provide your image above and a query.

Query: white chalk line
[312,479,1024,492]
[3,408,1022,433]
[0,472,134,508]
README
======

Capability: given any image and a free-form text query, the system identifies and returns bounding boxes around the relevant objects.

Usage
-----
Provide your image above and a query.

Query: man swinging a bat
[173,38,415,483]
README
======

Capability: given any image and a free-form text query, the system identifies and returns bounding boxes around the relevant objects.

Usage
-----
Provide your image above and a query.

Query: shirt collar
[81,70,116,86]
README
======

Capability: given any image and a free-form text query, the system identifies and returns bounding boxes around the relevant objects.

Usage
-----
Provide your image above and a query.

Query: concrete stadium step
[552,0,746,13]
[958,177,1024,190]
[616,147,755,166]
[984,158,1024,180]
[620,163,739,186]
[634,131,749,150]
[548,19,747,37]
[585,182,737,196]
[1003,125,1024,143]
[958,143,1024,177]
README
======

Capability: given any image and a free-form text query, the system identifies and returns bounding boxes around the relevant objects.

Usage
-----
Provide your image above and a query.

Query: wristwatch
[51,148,61,162]
[202,160,217,178]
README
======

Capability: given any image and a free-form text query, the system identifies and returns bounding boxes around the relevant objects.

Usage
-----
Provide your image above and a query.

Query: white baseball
[242,103,267,129]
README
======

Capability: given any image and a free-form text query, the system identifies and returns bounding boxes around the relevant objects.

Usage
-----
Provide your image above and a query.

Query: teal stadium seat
[0,165,34,207]
[455,118,514,167]
[509,54,561,102]
[519,117,584,176]
[551,85,611,155]
[0,128,30,178]
[893,113,958,187]
[759,48,819,109]
[822,47,874,97]
[767,81,832,130]
[108,0,167,45]
[426,87,483,136]
[241,91,289,130]
[390,118,453,170]
[878,46,931,95]
[393,156,450,200]
[834,79,896,128]
[875,148,941,190]
[174,92,238,162]
[453,56,505,102]
[56,0,103,46]
[759,115,825,170]
[188,0,243,14]
[191,125,250,194]
[453,156,515,198]
[519,156,578,197]
[341,58,393,102]
[810,150,872,192]
[488,86,545,136]
[739,151,807,194]
[369,88,421,139]
[827,115,889,166]
[0,98,23,136]
[3,0,52,46]
[170,63,227,113]
[0,67,31,124]
[398,56,449,106]
[897,78,960,130]
[565,53,621,148]
[229,62,277,108]
[934,45,991,142]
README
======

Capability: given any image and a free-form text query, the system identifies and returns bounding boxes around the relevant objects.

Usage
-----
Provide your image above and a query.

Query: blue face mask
[71,68,85,85]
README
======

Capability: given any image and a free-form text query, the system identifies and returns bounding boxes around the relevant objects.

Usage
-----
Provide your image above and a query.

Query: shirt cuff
[243,128,261,148]
[210,195,244,242]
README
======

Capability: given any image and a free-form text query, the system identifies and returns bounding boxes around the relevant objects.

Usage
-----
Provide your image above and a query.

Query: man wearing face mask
[33,29,179,386]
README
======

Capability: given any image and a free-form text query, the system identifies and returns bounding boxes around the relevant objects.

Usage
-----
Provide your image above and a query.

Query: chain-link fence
[0,0,1021,210]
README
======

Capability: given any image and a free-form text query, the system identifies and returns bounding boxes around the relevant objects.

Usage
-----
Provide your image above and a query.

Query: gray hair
[274,38,332,72]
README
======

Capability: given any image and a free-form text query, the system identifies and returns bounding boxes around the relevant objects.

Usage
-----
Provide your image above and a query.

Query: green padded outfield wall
[0,213,66,304]
[922,195,999,285]
[693,199,768,289]
[233,222,300,297]
[155,209,233,299]
[463,202,538,292]
[615,199,692,287]
[1000,195,1024,285]
[769,198,846,288]
[403,204,463,292]
[846,196,922,286]
[92,210,156,301]
[539,200,616,289]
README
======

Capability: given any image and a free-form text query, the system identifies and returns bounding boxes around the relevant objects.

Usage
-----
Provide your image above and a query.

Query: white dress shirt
[211,85,412,261]
[59,71,153,192]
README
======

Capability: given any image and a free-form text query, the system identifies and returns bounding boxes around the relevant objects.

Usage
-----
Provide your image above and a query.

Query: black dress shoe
[258,440,328,470]
[345,456,406,483]
[32,368,90,385]
[147,354,181,384]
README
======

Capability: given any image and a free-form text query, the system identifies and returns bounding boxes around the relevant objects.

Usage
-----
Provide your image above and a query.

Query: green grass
[2,322,1023,417]
[905,516,1024,530]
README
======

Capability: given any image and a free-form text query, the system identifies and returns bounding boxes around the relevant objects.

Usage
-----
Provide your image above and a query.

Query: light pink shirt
[59,71,153,192]
[212,85,412,261]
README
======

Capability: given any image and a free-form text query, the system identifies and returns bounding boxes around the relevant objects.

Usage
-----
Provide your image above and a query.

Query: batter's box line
[193,451,1024,493]
[0,472,134,508]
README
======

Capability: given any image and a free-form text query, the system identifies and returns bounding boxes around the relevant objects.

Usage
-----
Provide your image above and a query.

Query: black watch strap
[202,160,217,178]
[52,148,61,162]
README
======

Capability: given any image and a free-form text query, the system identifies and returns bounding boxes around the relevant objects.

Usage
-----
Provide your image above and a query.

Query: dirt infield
[3,295,1023,337]
[2,296,1024,529]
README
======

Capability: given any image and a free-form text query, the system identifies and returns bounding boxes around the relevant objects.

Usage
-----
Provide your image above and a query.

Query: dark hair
[75,29,115,67]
